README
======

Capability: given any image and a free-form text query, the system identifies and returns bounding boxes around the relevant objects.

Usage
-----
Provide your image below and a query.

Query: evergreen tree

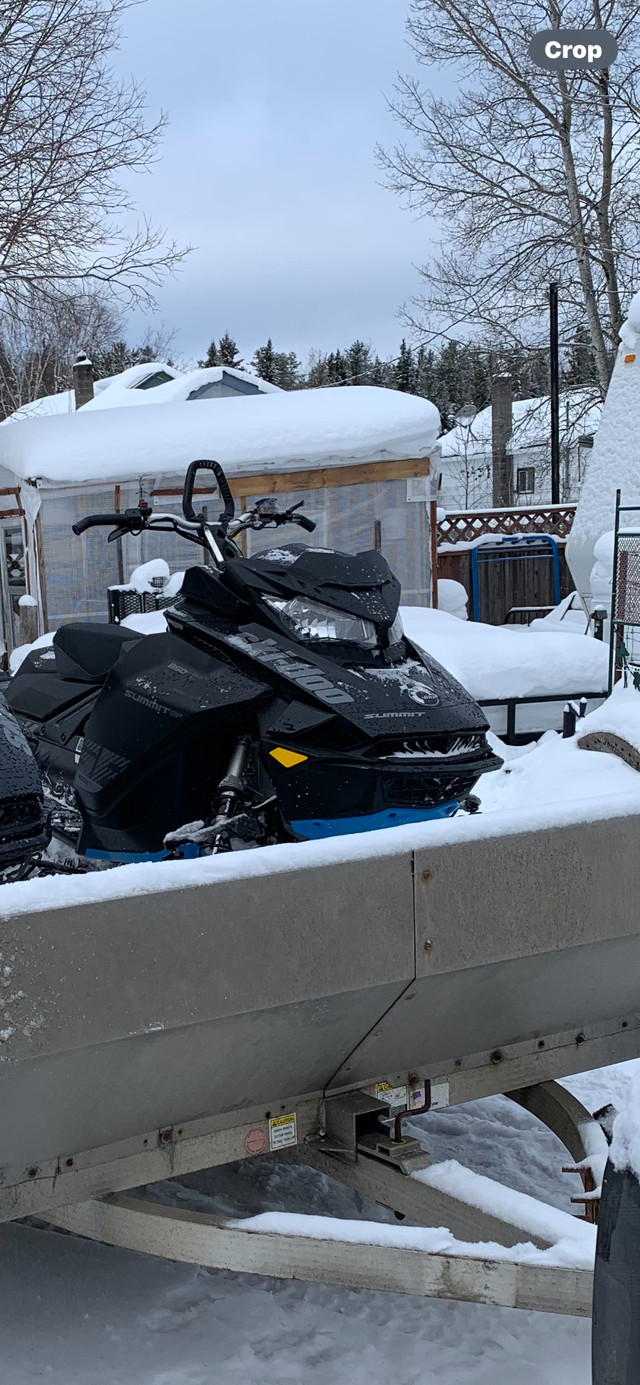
[394,338,417,393]
[251,338,276,382]
[345,339,372,385]
[217,331,243,368]
[305,349,329,388]
[272,350,302,389]
[198,339,220,368]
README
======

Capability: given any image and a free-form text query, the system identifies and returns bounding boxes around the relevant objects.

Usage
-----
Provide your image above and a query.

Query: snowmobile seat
[53,623,142,684]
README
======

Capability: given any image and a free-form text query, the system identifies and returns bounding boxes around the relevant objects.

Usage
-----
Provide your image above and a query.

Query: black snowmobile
[4,460,501,870]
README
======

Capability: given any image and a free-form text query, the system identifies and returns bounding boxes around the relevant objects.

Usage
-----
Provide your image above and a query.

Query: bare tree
[0,0,187,319]
[379,0,640,394]
[0,289,176,417]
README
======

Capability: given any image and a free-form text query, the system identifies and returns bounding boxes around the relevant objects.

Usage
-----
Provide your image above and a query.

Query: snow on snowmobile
[4,460,501,870]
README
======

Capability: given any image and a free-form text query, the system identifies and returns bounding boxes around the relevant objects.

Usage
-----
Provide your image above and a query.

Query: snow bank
[576,679,640,750]
[0,386,441,487]
[567,305,640,600]
[402,605,608,700]
[611,1071,640,1174]
[436,579,468,619]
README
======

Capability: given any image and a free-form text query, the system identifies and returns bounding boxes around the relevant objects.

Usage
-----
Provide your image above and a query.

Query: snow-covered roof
[2,363,279,424]
[81,364,282,411]
[439,389,602,460]
[0,385,440,487]
[2,361,181,422]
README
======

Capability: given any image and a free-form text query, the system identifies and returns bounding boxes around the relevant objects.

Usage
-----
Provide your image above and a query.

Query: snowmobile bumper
[291,800,459,839]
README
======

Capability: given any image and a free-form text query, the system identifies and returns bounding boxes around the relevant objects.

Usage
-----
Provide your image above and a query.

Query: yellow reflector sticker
[269,747,308,768]
[625,353,636,363]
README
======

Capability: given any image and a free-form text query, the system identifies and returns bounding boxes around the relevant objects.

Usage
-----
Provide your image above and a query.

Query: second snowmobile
[5,460,501,866]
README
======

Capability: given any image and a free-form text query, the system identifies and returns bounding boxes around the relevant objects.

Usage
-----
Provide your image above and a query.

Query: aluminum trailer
[1,805,639,1316]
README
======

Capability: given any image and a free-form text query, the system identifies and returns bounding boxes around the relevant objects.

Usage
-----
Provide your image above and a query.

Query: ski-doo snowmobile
[5,460,501,868]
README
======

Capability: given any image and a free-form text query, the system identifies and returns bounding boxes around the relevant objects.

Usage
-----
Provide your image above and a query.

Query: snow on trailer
[0,384,440,647]
[2,781,640,1315]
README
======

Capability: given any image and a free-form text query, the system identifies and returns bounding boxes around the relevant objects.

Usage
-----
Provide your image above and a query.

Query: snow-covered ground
[401,606,608,703]
[3,1058,638,1384]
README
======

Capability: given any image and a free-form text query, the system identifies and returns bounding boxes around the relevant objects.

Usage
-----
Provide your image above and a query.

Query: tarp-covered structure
[0,385,439,650]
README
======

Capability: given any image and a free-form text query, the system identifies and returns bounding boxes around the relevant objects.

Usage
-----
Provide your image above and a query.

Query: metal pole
[549,283,560,504]
[491,374,513,506]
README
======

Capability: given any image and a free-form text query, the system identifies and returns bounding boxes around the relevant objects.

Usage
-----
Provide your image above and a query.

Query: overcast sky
[116,0,439,366]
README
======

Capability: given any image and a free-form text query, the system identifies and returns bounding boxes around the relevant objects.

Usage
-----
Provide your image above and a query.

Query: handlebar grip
[182,459,235,526]
[72,512,123,535]
[296,514,316,533]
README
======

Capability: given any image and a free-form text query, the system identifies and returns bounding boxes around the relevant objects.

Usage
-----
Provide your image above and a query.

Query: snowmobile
[4,460,501,870]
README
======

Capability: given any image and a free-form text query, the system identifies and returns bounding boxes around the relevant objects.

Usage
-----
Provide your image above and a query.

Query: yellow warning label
[268,1113,298,1150]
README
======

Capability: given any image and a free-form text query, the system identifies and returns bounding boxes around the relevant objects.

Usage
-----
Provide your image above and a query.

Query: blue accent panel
[85,842,201,863]
[291,802,459,840]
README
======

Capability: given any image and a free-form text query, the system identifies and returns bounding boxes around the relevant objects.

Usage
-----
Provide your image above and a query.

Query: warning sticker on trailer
[268,1113,297,1151]
[375,1082,408,1112]
[430,1082,450,1110]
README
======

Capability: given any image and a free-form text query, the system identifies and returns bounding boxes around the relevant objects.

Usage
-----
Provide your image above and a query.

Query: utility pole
[549,283,560,504]
[491,374,513,506]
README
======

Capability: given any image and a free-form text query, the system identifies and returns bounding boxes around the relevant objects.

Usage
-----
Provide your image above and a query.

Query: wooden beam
[152,456,430,501]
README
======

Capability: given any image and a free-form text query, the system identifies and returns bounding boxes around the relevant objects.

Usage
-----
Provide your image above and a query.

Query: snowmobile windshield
[263,595,403,649]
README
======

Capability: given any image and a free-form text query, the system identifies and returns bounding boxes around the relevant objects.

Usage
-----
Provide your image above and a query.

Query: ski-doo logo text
[529,29,618,71]
[232,633,354,706]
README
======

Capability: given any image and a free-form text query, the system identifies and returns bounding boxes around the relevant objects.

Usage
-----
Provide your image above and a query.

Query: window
[135,370,175,390]
[516,466,535,495]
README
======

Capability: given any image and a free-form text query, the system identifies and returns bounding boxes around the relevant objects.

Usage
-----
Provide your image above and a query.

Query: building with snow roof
[0,382,439,655]
[435,389,601,511]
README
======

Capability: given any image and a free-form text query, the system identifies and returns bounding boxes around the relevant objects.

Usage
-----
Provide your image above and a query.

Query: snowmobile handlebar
[182,459,235,527]
[72,510,144,535]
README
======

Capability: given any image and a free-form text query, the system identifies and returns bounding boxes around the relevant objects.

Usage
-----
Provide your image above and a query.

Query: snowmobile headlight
[264,595,378,648]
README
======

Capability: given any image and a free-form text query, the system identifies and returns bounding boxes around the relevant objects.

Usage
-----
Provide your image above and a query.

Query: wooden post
[18,595,38,647]
[492,375,513,507]
[114,484,125,585]
[73,352,94,409]
[34,511,48,633]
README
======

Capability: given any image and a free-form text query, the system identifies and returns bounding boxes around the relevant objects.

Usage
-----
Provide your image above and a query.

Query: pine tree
[198,340,220,368]
[395,338,418,394]
[251,338,276,382]
[273,350,302,389]
[217,332,243,368]
[345,339,372,385]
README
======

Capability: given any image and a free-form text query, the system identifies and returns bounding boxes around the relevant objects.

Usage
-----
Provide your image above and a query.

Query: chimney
[491,374,513,506]
[72,352,94,410]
